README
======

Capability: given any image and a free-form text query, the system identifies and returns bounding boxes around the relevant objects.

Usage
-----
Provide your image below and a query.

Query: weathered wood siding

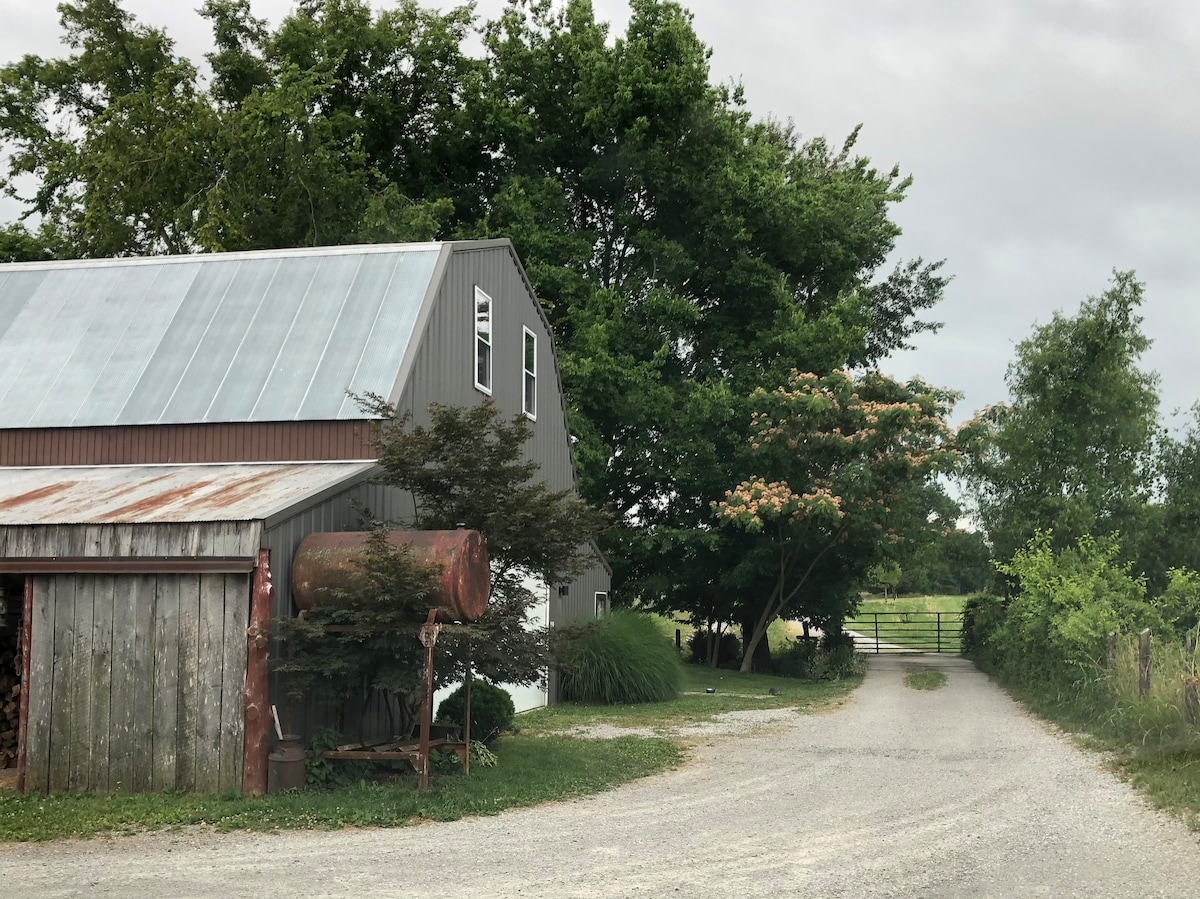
[23,571,250,794]
[0,522,262,560]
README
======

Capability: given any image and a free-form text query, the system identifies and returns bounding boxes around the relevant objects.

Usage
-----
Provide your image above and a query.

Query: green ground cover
[903,666,948,691]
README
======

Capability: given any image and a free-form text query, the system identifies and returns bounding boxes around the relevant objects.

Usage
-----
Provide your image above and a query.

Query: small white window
[595,592,609,617]
[522,326,537,419]
[474,286,492,394]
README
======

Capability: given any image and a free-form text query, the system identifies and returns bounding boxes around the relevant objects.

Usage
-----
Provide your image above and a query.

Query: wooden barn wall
[0,420,378,467]
[23,571,250,794]
[0,522,262,559]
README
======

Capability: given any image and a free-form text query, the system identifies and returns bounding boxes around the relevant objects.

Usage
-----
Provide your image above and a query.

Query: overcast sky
[2,0,1198,427]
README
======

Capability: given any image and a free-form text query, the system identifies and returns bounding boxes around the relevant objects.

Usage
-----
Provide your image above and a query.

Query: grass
[0,664,860,843]
[904,666,948,691]
[846,594,967,652]
[0,734,680,842]
[523,664,858,733]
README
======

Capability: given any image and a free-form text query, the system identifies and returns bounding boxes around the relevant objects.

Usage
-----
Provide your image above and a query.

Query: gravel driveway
[3,654,1199,898]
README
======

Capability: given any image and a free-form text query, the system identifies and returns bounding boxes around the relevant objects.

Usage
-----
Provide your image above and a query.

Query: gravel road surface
[3,654,1198,898]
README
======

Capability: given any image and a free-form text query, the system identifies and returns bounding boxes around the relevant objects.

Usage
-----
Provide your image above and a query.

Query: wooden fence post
[1137,628,1152,698]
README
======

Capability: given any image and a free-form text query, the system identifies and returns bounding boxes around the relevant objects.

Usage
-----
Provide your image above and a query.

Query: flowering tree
[716,369,960,671]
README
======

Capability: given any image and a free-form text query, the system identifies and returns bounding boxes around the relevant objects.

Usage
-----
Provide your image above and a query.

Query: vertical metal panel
[123,262,241,423]
[257,254,365,419]
[71,263,201,426]
[162,261,282,424]
[204,257,320,422]
[296,254,398,420]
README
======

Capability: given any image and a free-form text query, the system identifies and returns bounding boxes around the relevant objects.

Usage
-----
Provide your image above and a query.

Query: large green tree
[715,369,960,670]
[961,271,1159,568]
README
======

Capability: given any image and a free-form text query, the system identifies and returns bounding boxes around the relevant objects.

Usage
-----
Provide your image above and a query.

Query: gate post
[874,614,880,654]
[1138,629,1152,698]
[937,612,941,653]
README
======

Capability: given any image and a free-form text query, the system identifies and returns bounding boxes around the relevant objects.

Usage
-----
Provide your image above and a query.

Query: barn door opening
[0,576,23,788]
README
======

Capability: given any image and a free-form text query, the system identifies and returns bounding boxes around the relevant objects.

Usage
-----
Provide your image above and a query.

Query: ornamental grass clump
[556,611,683,704]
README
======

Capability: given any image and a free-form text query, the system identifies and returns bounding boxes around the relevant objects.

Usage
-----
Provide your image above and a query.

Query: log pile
[0,642,19,769]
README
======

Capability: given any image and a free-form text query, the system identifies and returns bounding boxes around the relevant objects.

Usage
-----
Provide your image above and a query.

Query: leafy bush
[960,593,1008,669]
[687,629,741,666]
[555,610,683,704]
[774,637,865,681]
[436,682,516,744]
[992,532,1163,686]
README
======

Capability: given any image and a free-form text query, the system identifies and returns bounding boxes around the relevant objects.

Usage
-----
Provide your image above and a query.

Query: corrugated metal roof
[0,243,446,428]
[0,461,377,524]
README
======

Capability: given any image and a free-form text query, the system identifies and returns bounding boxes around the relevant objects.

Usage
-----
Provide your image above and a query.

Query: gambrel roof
[0,243,449,428]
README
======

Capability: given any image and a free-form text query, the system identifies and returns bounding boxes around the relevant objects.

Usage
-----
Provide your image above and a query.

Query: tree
[0,0,476,255]
[475,0,947,624]
[961,271,1159,567]
[715,369,959,671]
[866,561,902,598]
[277,399,605,736]
[365,397,607,685]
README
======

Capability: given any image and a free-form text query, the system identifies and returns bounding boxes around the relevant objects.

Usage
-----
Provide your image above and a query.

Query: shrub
[993,532,1162,686]
[774,637,865,681]
[555,610,683,704]
[436,681,516,744]
[687,629,741,666]
[960,593,1008,669]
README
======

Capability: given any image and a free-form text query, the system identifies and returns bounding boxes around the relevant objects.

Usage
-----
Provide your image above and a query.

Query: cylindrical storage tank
[291,530,490,623]
[268,735,306,793]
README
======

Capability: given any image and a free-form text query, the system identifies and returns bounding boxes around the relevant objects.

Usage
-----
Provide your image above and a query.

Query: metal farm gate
[848,611,964,654]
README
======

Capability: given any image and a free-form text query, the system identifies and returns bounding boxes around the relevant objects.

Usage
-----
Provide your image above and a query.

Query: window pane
[525,371,536,416]
[524,330,536,372]
[475,287,492,392]
[477,338,491,390]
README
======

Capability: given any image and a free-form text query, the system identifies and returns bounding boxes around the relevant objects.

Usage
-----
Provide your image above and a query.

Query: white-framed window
[474,286,492,394]
[595,592,609,617]
[522,326,537,419]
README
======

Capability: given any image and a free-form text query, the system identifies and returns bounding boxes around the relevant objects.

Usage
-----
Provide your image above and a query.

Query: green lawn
[0,734,680,842]
[522,664,857,733]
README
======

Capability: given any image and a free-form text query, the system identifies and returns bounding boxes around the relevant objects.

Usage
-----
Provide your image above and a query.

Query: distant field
[846,595,967,653]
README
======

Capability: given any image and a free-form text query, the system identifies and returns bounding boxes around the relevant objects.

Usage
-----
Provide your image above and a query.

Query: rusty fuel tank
[291,530,490,622]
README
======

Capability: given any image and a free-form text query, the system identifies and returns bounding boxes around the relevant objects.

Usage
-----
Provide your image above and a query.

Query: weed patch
[904,667,948,691]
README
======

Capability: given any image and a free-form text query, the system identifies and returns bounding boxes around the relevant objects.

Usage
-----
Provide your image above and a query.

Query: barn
[0,240,609,795]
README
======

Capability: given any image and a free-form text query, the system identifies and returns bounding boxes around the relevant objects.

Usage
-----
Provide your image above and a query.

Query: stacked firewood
[0,642,19,769]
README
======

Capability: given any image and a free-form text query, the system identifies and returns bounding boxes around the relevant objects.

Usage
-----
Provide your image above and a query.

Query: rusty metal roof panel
[0,461,378,525]
[0,244,445,429]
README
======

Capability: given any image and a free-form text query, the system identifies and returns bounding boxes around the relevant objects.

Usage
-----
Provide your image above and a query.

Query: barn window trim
[522,326,538,420]
[474,286,493,395]
[595,591,609,617]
